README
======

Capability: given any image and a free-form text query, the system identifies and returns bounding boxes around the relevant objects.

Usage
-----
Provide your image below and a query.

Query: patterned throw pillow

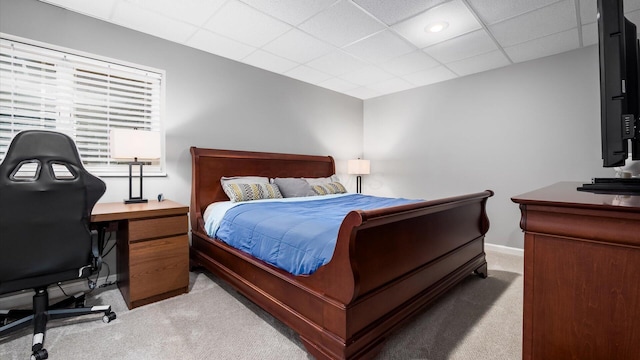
[223,183,283,202]
[311,182,347,195]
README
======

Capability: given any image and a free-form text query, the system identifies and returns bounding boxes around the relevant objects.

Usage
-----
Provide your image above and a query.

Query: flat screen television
[578,0,640,194]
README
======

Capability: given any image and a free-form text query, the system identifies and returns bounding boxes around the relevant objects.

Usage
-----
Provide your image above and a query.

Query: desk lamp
[110,129,161,204]
[347,159,370,194]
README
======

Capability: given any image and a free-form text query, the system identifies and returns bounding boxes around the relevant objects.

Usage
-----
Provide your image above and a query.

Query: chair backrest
[0,130,106,288]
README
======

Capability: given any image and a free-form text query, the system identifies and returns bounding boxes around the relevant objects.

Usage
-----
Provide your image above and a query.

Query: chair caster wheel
[103,312,116,323]
[31,348,48,360]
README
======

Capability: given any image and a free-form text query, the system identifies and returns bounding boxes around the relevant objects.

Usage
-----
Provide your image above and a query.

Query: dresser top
[512,182,640,211]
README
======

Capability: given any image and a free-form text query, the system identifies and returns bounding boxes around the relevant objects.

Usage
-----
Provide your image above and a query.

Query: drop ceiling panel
[447,50,511,76]
[239,0,338,26]
[285,65,333,84]
[112,2,198,43]
[352,0,449,25]
[242,50,299,73]
[468,0,564,25]
[505,28,579,63]
[402,65,457,86]
[306,50,368,76]
[489,0,577,48]
[263,28,334,63]
[344,86,381,99]
[130,0,227,26]
[299,0,385,47]
[32,0,624,99]
[392,0,483,48]
[367,77,414,94]
[339,65,394,86]
[581,22,597,46]
[424,29,499,64]
[187,30,257,60]
[343,30,415,64]
[205,1,292,47]
[318,77,359,92]
[379,51,440,76]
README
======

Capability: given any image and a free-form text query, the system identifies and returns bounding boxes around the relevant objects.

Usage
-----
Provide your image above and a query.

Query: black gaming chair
[0,130,116,360]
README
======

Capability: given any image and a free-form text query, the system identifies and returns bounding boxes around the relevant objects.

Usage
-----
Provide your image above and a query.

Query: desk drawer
[129,215,188,241]
[128,234,189,302]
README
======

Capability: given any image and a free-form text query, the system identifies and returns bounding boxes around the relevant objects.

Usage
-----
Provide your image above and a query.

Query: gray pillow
[272,177,315,198]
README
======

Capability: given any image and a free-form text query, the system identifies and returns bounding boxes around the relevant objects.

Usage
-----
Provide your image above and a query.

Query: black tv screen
[597,0,640,167]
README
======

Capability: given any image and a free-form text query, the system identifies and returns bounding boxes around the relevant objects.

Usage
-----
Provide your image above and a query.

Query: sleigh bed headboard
[189,147,335,230]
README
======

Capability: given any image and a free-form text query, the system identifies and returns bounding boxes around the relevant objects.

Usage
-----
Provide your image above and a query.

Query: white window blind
[0,34,165,176]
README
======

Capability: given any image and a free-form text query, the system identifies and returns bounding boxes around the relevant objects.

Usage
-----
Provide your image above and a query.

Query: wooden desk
[91,200,189,309]
[512,182,640,360]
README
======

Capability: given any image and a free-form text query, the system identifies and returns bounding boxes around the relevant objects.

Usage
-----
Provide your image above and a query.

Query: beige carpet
[0,250,523,360]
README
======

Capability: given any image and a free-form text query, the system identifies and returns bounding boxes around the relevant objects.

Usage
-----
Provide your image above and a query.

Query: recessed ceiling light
[425,21,449,33]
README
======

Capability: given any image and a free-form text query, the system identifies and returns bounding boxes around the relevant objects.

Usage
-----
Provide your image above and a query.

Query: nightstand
[91,200,189,309]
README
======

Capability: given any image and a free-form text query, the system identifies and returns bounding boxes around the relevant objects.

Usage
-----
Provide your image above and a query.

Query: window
[0,33,165,176]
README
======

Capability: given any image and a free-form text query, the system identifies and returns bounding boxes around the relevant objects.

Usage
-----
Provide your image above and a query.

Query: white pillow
[303,175,340,186]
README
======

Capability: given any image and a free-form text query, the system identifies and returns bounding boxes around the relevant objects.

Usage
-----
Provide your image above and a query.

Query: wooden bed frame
[189,147,493,359]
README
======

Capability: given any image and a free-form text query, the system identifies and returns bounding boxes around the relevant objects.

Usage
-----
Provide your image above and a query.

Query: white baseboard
[0,276,112,309]
[485,243,524,256]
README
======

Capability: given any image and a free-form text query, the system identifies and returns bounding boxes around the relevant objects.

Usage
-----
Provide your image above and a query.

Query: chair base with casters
[0,285,116,360]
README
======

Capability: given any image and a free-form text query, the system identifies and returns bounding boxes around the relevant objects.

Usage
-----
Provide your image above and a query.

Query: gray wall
[1,0,612,251]
[363,45,611,249]
[0,0,364,206]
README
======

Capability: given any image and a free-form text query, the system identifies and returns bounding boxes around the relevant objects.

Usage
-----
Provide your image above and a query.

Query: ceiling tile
[379,51,440,76]
[339,65,394,86]
[468,0,563,25]
[402,65,457,86]
[131,0,226,26]
[242,50,299,73]
[447,50,511,76]
[505,28,579,63]
[306,50,367,76]
[352,0,448,25]
[625,0,640,13]
[263,29,333,63]
[489,0,577,48]
[367,77,414,94]
[299,0,385,47]
[424,29,498,63]
[111,1,198,43]
[343,86,382,99]
[239,0,337,26]
[343,30,415,64]
[318,77,360,92]
[392,0,483,48]
[187,30,256,60]
[205,0,291,47]
[579,0,597,25]
[581,22,597,47]
[285,65,333,84]
[38,0,116,20]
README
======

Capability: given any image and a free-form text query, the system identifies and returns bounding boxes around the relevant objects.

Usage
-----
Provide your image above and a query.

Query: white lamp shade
[347,159,370,175]
[110,129,161,160]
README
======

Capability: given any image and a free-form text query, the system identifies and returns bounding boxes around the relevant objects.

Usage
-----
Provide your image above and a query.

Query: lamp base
[124,198,148,204]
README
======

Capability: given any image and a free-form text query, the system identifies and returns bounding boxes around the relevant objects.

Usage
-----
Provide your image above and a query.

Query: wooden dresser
[512,182,640,360]
[92,200,189,309]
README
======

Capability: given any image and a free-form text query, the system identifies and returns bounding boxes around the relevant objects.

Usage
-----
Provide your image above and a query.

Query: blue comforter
[215,194,418,275]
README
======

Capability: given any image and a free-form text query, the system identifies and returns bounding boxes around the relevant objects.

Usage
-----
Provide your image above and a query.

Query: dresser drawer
[128,234,189,301]
[128,214,188,241]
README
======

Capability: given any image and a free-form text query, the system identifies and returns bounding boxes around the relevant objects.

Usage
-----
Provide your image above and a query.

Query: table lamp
[347,159,370,194]
[110,129,161,204]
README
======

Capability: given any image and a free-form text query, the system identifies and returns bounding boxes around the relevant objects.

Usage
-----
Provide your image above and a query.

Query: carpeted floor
[0,250,523,360]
